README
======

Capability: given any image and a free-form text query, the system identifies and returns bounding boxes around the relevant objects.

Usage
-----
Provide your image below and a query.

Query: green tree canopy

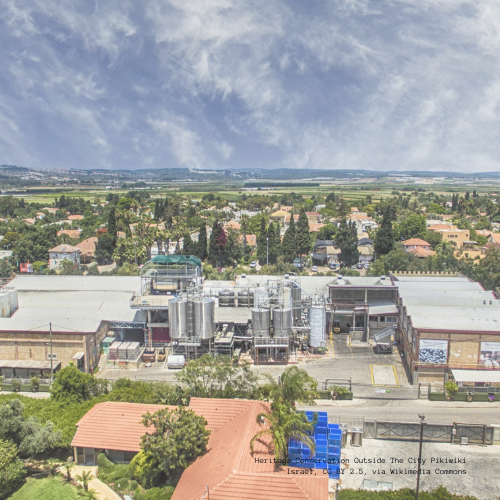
[0,399,61,458]
[175,354,258,399]
[280,212,296,263]
[397,213,427,241]
[0,439,26,499]
[374,210,394,256]
[50,363,104,403]
[337,219,359,267]
[295,208,311,258]
[140,406,210,485]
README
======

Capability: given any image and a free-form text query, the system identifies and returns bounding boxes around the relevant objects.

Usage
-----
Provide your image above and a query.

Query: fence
[362,419,494,445]
[322,379,419,400]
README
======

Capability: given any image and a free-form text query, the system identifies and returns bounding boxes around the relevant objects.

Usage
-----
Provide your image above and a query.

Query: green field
[8,477,78,500]
[13,178,500,205]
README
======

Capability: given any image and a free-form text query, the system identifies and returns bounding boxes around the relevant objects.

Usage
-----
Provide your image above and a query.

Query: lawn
[8,477,78,500]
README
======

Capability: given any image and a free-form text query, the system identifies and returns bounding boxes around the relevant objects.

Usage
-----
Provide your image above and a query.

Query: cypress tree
[108,207,117,244]
[374,209,394,256]
[267,222,280,265]
[183,233,194,256]
[337,219,359,267]
[281,212,296,263]
[208,220,219,266]
[296,208,311,259]
[257,218,268,266]
[197,223,208,261]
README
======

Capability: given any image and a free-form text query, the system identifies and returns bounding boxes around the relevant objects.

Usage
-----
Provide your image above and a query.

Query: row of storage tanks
[168,297,216,340]
[167,291,327,347]
[0,289,18,318]
[251,305,326,347]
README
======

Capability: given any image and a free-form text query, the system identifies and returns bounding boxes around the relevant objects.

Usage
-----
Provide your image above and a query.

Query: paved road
[298,399,500,426]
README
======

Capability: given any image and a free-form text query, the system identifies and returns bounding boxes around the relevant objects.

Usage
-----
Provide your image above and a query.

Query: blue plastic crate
[328,423,340,430]
[302,448,311,457]
[328,437,341,446]
[328,446,341,456]
[314,461,328,469]
[315,436,327,445]
[315,426,327,435]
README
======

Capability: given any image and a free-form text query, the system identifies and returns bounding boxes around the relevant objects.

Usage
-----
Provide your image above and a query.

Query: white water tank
[309,306,326,348]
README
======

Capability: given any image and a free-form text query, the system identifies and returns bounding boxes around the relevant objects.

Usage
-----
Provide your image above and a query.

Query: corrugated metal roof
[411,315,500,332]
[8,275,140,292]
[395,281,483,291]
[451,369,500,383]
[0,318,103,333]
[406,306,500,319]
[401,296,500,308]
[394,276,470,282]
[215,307,252,324]
[397,289,495,300]
[368,300,399,315]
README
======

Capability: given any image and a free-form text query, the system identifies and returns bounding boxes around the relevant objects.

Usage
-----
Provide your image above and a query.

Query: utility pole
[415,414,426,500]
[49,322,54,386]
[266,237,269,266]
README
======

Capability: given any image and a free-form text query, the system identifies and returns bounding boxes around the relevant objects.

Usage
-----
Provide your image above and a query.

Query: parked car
[312,266,318,272]
[357,264,363,269]
[364,263,370,269]
[249,261,256,268]
[329,263,337,270]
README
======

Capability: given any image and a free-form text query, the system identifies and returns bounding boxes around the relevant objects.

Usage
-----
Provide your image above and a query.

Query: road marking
[370,364,375,385]
[330,338,335,357]
[392,364,399,386]
[370,364,399,386]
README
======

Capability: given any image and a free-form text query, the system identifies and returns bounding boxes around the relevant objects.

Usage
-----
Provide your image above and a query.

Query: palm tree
[76,470,94,491]
[77,488,99,499]
[62,459,75,481]
[44,458,61,477]
[250,401,316,468]
[264,366,320,406]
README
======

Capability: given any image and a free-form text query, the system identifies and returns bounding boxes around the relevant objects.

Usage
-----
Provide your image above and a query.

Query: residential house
[68,215,84,221]
[401,238,435,258]
[22,218,35,225]
[431,227,472,248]
[269,210,289,224]
[239,234,257,248]
[57,229,82,239]
[76,237,98,263]
[306,212,321,224]
[71,399,327,500]
[48,244,81,270]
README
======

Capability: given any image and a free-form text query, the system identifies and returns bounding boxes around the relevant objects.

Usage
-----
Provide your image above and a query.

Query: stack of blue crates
[287,411,341,480]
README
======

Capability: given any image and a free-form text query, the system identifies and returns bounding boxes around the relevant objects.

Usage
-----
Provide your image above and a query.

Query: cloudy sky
[1,0,499,172]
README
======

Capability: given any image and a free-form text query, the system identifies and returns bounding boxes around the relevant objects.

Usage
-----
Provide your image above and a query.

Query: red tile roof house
[401,238,435,258]
[71,399,328,500]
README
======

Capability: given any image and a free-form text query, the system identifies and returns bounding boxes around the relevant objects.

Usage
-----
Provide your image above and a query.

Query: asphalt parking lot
[339,438,500,499]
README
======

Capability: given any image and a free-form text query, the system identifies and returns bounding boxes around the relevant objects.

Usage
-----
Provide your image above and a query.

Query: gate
[453,424,493,445]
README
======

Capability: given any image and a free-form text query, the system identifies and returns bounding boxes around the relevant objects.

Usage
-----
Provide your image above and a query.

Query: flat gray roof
[214,307,252,324]
[8,275,140,292]
[0,360,62,370]
[406,306,500,319]
[412,315,500,333]
[395,280,483,291]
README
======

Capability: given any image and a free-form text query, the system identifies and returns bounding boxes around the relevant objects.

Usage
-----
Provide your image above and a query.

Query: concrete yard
[339,438,500,499]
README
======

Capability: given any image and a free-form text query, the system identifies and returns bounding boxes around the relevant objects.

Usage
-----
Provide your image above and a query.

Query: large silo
[309,306,326,348]
[168,297,189,339]
[292,286,302,323]
[272,307,293,337]
[192,298,215,339]
[251,308,271,337]
[253,287,268,308]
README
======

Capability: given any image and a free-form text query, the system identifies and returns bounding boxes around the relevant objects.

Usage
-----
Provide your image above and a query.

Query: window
[46,353,58,360]
[386,316,398,323]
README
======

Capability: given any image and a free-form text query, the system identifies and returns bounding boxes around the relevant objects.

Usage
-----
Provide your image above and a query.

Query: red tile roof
[71,398,328,500]
[172,398,327,500]
[71,402,175,452]
[408,247,435,258]
[76,237,98,257]
[402,238,430,247]
[57,229,82,239]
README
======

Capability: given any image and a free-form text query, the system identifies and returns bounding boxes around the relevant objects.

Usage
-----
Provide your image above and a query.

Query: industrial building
[0,276,145,376]
[1,258,499,387]
[393,274,500,384]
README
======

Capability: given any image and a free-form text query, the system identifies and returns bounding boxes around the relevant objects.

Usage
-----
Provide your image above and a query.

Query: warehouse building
[0,276,144,375]
[393,274,500,384]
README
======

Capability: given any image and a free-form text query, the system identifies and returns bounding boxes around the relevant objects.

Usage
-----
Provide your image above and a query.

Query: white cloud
[1,0,500,171]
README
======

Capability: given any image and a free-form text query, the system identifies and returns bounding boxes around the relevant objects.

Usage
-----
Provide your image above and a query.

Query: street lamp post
[266,237,269,266]
[415,414,426,500]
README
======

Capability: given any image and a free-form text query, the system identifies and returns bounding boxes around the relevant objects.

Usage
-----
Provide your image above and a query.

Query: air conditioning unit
[460,437,468,445]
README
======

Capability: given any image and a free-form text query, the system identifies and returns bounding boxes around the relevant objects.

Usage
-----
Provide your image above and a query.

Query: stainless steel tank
[292,286,301,323]
[192,298,215,339]
[272,307,293,337]
[237,289,250,307]
[218,289,234,307]
[251,308,271,337]
[253,287,267,308]
[309,306,326,347]
[168,297,189,339]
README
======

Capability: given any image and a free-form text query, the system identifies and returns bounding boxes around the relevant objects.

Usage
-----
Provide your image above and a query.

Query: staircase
[97,354,108,370]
